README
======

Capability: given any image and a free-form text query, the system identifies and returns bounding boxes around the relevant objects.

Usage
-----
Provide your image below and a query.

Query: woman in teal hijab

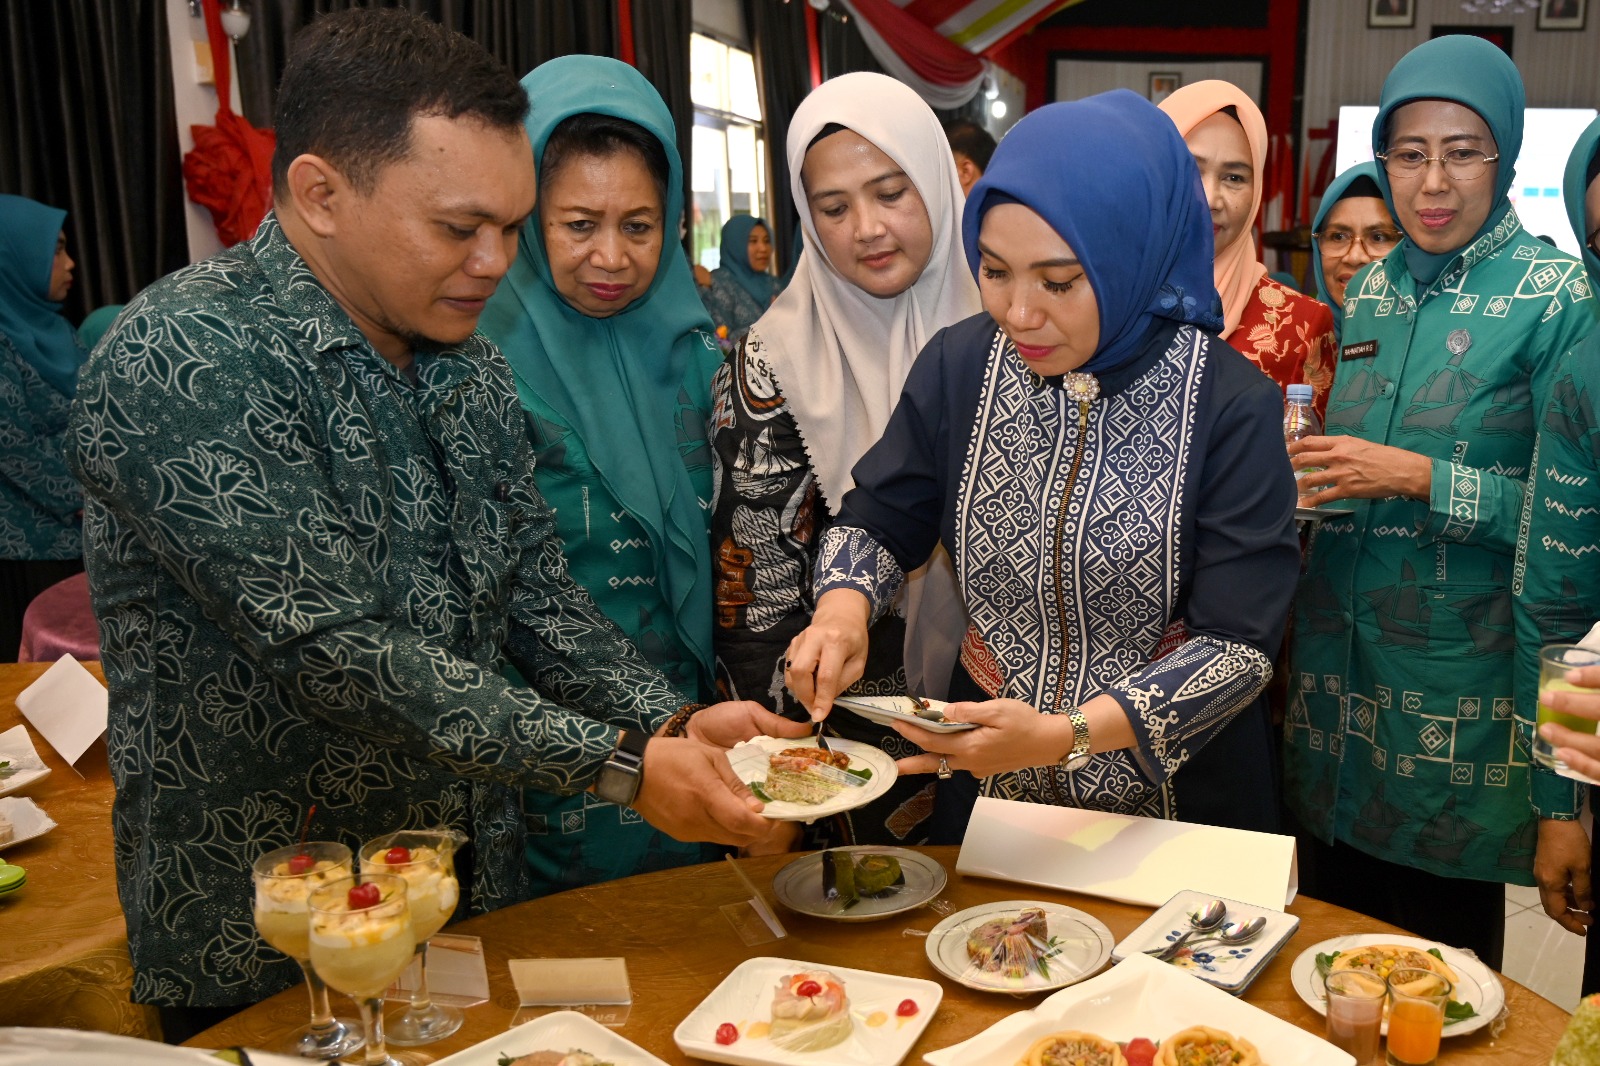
[1285,36,1599,969]
[0,194,87,659]
[1310,162,1397,336]
[478,56,724,895]
[698,214,783,341]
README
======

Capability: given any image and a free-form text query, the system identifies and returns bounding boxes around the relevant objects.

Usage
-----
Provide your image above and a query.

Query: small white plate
[430,1009,667,1065]
[725,737,897,824]
[0,724,51,797]
[1288,933,1505,1037]
[673,956,941,1066]
[0,796,57,851]
[832,695,979,734]
[1296,506,1355,522]
[1111,889,1300,995]
[923,952,1354,1066]
[924,900,1113,993]
[771,847,947,923]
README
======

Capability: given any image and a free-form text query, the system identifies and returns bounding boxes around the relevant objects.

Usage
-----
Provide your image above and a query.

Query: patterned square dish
[1110,889,1299,995]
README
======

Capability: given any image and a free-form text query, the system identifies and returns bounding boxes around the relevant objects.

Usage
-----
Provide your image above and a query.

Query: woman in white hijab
[709,72,980,847]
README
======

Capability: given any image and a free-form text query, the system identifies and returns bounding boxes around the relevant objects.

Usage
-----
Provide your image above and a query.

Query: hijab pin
[1446,329,1472,356]
[1063,373,1100,404]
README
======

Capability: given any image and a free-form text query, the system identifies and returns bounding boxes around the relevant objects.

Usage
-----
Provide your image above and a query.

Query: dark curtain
[630,0,694,252]
[744,0,809,272]
[0,0,188,321]
[236,0,619,128]
[819,9,980,125]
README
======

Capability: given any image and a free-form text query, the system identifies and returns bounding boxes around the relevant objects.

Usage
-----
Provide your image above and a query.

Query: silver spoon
[1163,916,1268,959]
[1144,898,1227,959]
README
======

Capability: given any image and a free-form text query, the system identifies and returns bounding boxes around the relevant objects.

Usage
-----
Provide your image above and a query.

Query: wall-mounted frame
[1538,0,1586,31]
[1148,71,1181,103]
[1429,24,1513,57]
[1367,0,1415,28]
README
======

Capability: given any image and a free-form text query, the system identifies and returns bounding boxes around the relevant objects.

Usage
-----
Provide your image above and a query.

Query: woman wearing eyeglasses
[1310,162,1400,338]
[1284,36,1599,969]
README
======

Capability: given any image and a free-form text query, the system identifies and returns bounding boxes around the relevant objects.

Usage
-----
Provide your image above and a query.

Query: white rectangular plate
[0,795,57,851]
[430,1010,668,1066]
[0,724,50,797]
[674,957,942,1066]
[1111,889,1299,995]
[922,952,1353,1066]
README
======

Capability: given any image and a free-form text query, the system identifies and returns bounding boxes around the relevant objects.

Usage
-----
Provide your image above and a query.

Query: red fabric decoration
[845,0,984,87]
[182,0,275,247]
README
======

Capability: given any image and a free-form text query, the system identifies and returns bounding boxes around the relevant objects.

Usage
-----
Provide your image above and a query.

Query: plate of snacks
[725,737,896,823]
[0,724,50,798]
[923,952,1354,1066]
[924,900,1114,993]
[772,846,947,922]
[832,695,979,734]
[673,957,941,1066]
[429,1009,667,1065]
[0,796,56,852]
[1289,934,1504,1037]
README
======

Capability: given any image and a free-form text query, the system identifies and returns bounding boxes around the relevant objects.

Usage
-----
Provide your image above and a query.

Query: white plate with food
[673,956,941,1066]
[725,737,896,823]
[832,695,979,734]
[0,724,51,797]
[772,846,947,922]
[924,951,1352,1066]
[1289,934,1503,1037]
[0,796,57,852]
[924,900,1114,993]
[430,1009,667,1065]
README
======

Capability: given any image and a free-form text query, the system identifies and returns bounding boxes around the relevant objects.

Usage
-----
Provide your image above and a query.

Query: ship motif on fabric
[1298,573,1350,636]
[1542,371,1596,451]
[1444,565,1512,655]
[1361,559,1430,648]
[1328,364,1386,432]
[1351,780,1409,849]
[1477,377,1533,439]
[1520,576,1593,642]
[1496,816,1538,871]
[1402,349,1485,436]
[1414,795,1485,867]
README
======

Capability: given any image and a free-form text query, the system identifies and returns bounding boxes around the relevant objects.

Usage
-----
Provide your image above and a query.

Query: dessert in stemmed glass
[308,872,415,1066]
[360,829,465,1045]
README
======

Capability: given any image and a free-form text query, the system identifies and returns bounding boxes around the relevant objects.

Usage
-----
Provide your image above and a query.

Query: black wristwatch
[593,728,650,807]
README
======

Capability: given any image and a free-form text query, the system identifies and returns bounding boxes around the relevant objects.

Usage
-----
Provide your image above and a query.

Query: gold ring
[937,757,953,779]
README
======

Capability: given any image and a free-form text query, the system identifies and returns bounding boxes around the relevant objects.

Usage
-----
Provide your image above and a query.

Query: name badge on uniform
[1341,340,1379,361]
[1446,329,1472,356]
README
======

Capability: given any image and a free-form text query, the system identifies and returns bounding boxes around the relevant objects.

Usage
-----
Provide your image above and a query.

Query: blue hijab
[0,195,85,397]
[1311,162,1385,332]
[962,90,1222,375]
[715,215,782,309]
[1564,115,1600,289]
[478,55,716,679]
[1371,35,1525,286]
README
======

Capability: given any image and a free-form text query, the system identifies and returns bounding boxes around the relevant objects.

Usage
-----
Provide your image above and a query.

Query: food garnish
[286,852,317,875]
[896,998,919,1017]
[346,881,381,909]
[715,1022,739,1045]
[384,845,412,865]
[1123,1036,1158,1066]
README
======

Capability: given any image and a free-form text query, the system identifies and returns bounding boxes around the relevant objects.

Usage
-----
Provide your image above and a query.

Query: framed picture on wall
[1430,24,1514,56]
[1149,72,1181,104]
[1538,0,1586,30]
[1367,0,1416,28]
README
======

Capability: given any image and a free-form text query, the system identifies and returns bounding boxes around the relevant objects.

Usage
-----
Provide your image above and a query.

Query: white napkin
[14,654,108,767]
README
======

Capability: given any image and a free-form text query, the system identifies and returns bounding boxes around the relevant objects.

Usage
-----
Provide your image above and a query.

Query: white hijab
[754,72,980,699]
[755,71,982,514]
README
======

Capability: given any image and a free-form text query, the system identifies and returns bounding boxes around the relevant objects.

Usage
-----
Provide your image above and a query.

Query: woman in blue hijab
[698,214,784,341]
[783,91,1300,838]
[1310,162,1398,337]
[0,194,87,659]
[477,56,725,895]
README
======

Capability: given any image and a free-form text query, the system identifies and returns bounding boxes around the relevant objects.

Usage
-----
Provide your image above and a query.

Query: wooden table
[189,847,1570,1063]
[0,661,161,1038]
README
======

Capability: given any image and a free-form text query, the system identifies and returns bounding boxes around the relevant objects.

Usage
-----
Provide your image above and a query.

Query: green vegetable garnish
[1315,951,1342,978]
[1445,1000,1479,1022]
[749,781,773,803]
[845,766,873,782]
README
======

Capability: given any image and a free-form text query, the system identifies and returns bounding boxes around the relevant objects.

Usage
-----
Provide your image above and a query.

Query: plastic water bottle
[1284,384,1324,495]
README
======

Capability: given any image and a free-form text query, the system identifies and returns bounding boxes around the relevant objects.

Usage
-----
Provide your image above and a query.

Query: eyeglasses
[1376,147,1499,180]
[1314,228,1403,258]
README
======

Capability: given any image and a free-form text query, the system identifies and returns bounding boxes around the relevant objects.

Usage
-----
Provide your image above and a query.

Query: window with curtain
[689,33,769,271]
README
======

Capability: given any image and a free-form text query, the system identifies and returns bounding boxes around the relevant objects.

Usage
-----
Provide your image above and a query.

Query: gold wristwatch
[1058,707,1092,771]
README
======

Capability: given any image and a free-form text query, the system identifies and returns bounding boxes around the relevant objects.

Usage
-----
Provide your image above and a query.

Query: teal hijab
[715,215,782,308]
[479,55,716,679]
[0,194,85,397]
[1371,34,1524,286]
[1564,115,1600,288]
[1311,162,1384,332]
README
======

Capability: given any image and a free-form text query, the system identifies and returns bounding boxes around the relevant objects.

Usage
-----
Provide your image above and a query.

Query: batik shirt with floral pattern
[69,215,685,1008]
[0,332,82,559]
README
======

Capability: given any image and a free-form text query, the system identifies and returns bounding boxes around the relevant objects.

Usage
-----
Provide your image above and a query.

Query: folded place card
[14,655,108,767]
[387,934,489,1007]
[956,796,1298,910]
[509,957,632,1007]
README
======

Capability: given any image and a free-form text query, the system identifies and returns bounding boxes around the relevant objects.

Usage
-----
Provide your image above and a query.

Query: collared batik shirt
[69,215,685,1008]
[0,332,82,559]
[1286,205,1598,885]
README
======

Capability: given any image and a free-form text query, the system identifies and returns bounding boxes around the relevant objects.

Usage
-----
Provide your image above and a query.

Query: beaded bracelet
[660,702,710,738]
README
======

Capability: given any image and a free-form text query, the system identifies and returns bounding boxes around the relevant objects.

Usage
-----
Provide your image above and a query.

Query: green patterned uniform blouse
[0,331,82,559]
[69,215,686,1008]
[1285,205,1598,885]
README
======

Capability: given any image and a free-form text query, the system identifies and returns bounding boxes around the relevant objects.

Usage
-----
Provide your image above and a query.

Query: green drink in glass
[1536,644,1600,775]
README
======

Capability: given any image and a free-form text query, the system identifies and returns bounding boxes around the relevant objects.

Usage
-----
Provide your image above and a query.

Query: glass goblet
[308,873,416,1066]
[361,829,465,1046]
[251,842,364,1060]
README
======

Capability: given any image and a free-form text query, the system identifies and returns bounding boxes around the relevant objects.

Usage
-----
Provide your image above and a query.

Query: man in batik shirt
[69,10,800,1033]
